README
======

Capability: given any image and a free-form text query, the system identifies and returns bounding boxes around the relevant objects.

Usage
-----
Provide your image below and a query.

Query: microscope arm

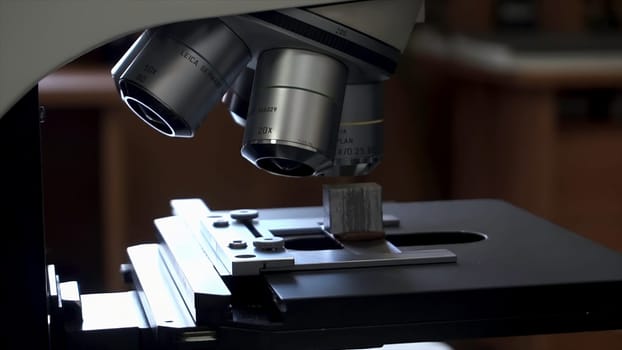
[0,0,341,118]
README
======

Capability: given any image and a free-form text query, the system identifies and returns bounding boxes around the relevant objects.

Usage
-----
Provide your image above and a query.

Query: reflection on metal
[168,198,456,276]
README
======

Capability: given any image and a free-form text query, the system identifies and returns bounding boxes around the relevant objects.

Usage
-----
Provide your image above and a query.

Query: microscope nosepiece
[110,7,403,177]
[113,19,250,137]
[241,49,347,177]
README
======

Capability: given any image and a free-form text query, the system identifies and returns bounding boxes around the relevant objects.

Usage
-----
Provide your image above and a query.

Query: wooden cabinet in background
[409,31,622,251]
[409,31,622,350]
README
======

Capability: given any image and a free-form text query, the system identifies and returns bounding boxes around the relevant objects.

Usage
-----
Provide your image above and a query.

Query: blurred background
[38,0,621,349]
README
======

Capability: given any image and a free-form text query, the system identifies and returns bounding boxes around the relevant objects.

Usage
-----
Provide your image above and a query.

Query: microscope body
[0,1,425,349]
[1,1,622,350]
[0,0,422,118]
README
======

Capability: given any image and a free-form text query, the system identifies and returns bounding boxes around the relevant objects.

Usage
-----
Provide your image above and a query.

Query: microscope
[1,1,621,349]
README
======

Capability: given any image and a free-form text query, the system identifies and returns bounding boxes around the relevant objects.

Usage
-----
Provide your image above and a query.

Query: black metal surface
[256,200,622,338]
[132,199,617,349]
[70,198,622,349]
[0,88,49,349]
[213,311,620,350]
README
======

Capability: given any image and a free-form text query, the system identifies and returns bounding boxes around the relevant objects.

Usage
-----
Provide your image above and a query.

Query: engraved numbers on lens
[143,64,157,75]
[338,136,353,144]
[338,147,367,156]
[257,106,278,113]
[138,63,157,83]
[257,127,272,135]
[136,73,147,83]
[335,27,348,37]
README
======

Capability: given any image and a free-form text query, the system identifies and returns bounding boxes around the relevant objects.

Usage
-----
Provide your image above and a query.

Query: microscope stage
[74,199,622,350]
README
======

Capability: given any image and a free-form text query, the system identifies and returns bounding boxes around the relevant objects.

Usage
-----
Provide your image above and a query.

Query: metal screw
[213,218,229,228]
[230,209,259,222]
[253,236,285,251]
[228,240,247,249]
